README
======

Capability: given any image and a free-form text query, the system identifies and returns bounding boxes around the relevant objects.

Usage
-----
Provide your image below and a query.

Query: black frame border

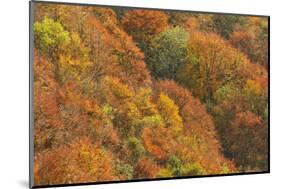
[29,0,270,188]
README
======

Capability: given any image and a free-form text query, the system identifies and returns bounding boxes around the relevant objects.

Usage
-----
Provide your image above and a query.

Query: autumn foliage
[122,10,169,45]
[32,2,268,187]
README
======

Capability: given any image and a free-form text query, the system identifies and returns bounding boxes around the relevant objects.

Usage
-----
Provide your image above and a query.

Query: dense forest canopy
[32,2,268,186]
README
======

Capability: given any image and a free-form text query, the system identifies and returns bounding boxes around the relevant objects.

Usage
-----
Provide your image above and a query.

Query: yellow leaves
[125,102,141,119]
[70,32,82,48]
[70,32,89,57]
[59,32,90,67]
[59,54,88,67]
[56,32,91,84]
[135,88,157,116]
[75,138,111,176]
[157,168,173,178]
[105,77,134,99]
[188,31,242,67]
[33,3,268,182]
[157,93,183,132]
[139,93,184,161]
[245,79,263,96]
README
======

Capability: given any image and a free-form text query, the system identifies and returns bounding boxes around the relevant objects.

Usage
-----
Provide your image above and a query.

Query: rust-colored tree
[122,10,169,46]
[34,137,115,185]
[176,31,250,102]
[32,3,268,185]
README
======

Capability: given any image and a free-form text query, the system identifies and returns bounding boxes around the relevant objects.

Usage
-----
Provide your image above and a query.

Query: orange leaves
[34,53,62,128]
[32,3,268,183]
[154,80,190,112]
[229,18,269,68]
[177,30,250,101]
[91,8,151,86]
[213,85,268,170]
[122,10,169,43]
[35,92,61,126]
[244,63,268,90]
[226,110,268,169]
[142,127,169,161]
[154,80,236,173]
[187,31,246,71]
[185,17,200,31]
[34,137,115,185]
[83,99,100,114]
[230,30,253,50]
[232,111,262,129]
[155,80,215,133]
[134,158,160,178]
[34,51,58,92]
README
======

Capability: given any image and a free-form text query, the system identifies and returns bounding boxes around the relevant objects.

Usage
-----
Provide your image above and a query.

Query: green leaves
[33,4,268,184]
[213,15,247,39]
[34,18,70,57]
[168,155,183,176]
[162,156,206,177]
[146,27,188,79]
[114,160,134,179]
[127,137,146,162]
